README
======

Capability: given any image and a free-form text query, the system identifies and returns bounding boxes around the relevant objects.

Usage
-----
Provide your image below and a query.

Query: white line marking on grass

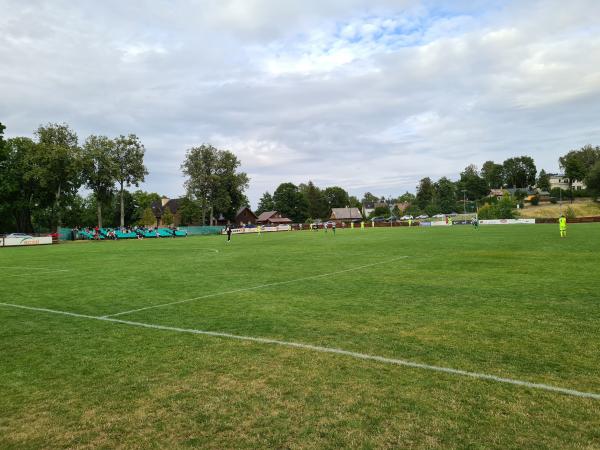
[102,257,409,318]
[1,301,599,401]
[0,266,69,272]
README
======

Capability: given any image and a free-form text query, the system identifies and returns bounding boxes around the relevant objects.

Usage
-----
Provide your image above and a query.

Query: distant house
[362,201,387,217]
[329,207,362,221]
[151,196,183,226]
[234,206,258,226]
[489,188,550,201]
[489,189,505,200]
[548,173,586,191]
[256,211,293,225]
[394,202,410,213]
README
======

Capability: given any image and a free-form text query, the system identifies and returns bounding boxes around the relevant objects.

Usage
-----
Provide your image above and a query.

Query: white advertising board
[479,219,535,225]
[2,236,53,247]
[222,225,292,235]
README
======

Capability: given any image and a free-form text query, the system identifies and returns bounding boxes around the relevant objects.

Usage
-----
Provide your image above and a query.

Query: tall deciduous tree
[416,177,435,210]
[536,169,551,192]
[131,190,161,223]
[481,160,504,189]
[0,122,5,149]
[82,135,117,228]
[457,164,488,200]
[585,161,600,198]
[434,177,457,214]
[181,144,249,225]
[0,137,39,232]
[323,186,350,209]
[361,192,379,204]
[178,196,202,225]
[256,192,275,215]
[33,123,82,230]
[113,134,148,227]
[300,181,328,219]
[559,145,600,197]
[273,182,308,223]
[502,156,536,188]
[397,191,416,203]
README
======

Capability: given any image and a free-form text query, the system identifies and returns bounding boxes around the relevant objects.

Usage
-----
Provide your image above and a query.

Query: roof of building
[256,211,292,223]
[330,207,362,220]
[236,206,257,219]
[266,217,292,224]
[257,211,277,222]
[151,198,182,216]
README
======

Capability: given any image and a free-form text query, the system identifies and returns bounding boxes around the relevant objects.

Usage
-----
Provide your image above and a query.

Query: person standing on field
[559,214,567,238]
[226,225,232,242]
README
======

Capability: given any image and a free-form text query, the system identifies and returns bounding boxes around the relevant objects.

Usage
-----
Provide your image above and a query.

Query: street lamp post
[462,189,467,214]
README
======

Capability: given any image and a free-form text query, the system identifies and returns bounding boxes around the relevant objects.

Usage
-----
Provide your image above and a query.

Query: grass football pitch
[1,224,599,448]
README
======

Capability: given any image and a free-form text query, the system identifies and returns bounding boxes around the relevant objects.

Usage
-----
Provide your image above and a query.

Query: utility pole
[462,189,467,214]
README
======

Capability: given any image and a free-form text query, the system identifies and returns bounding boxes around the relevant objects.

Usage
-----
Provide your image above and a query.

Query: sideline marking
[1,301,599,400]
[103,257,409,318]
[1,266,70,278]
[0,266,69,272]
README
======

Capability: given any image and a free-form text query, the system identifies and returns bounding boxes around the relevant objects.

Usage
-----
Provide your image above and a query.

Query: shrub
[530,195,540,206]
[477,194,517,219]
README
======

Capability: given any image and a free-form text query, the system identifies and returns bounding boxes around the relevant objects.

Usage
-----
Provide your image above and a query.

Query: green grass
[1,225,600,449]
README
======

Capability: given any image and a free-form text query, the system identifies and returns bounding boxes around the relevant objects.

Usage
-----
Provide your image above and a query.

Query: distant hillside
[517,199,600,218]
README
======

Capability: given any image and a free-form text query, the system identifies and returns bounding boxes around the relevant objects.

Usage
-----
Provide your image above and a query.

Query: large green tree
[181,144,249,225]
[131,190,161,223]
[82,135,117,228]
[323,186,350,209]
[361,192,379,204]
[502,156,536,188]
[536,169,551,192]
[397,191,416,203]
[0,122,5,149]
[113,134,148,227]
[256,192,275,215]
[416,177,435,210]
[300,181,328,219]
[559,145,600,193]
[457,164,488,201]
[0,137,40,232]
[585,161,600,198]
[33,123,82,230]
[273,182,308,223]
[178,196,203,225]
[434,177,457,214]
[481,160,504,189]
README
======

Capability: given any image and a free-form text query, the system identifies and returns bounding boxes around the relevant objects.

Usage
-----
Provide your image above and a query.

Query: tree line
[255,182,362,223]
[0,123,250,233]
[2,118,599,231]
[0,122,148,232]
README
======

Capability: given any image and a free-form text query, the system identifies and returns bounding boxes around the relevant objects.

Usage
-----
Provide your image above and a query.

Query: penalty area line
[1,301,599,401]
[102,256,409,318]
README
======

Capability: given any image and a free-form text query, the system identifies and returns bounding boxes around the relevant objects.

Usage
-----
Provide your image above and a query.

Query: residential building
[548,174,586,191]
[234,207,258,226]
[256,211,293,225]
[329,207,362,221]
[151,196,183,226]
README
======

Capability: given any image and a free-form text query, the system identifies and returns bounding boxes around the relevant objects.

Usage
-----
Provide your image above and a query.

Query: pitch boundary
[1,301,599,400]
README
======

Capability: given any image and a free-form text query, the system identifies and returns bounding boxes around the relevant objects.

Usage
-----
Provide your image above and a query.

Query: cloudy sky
[2,0,600,206]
